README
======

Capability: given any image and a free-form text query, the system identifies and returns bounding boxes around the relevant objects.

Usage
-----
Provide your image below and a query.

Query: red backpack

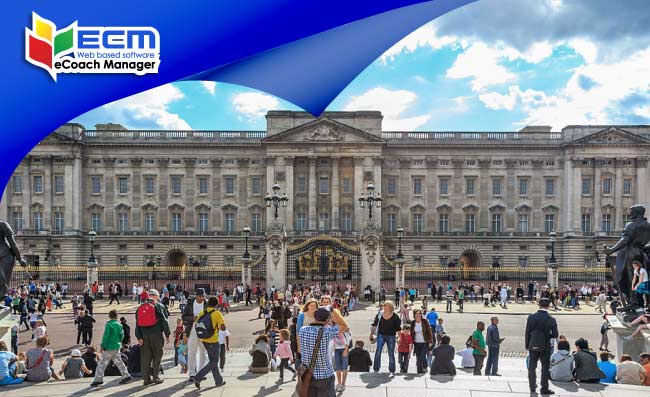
[137,302,158,327]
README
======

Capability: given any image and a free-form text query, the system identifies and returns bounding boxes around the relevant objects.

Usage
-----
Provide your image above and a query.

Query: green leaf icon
[54,26,74,56]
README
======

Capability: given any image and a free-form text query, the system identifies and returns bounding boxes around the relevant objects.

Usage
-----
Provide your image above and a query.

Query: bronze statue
[0,221,27,298]
[605,205,650,307]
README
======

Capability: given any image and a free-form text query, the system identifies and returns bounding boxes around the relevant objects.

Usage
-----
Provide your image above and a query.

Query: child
[10,323,18,354]
[218,324,230,371]
[273,329,295,381]
[266,321,279,357]
[177,334,188,374]
[179,293,188,313]
[59,349,93,379]
[348,340,372,372]
[333,330,351,391]
[599,314,610,352]
[397,325,413,373]
[15,352,26,375]
[435,318,445,346]
[173,318,185,366]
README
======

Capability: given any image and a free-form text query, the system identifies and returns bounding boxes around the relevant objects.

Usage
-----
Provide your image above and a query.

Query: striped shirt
[298,325,339,379]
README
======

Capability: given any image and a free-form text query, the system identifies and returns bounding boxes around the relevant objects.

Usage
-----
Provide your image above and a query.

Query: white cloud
[201,81,217,95]
[446,42,518,92]
[634,106,650,119]
[232,92,279,119]
[479,86,552,111]
[344,87,430,130]
[103,84,191,129]
[568,38,598,63]
[380,24,459,63]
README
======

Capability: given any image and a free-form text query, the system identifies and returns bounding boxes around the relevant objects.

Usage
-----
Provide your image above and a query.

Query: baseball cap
[314,307,331,322]
[196,288,205,296]
[149,289,160,297]
[71,349,81,357]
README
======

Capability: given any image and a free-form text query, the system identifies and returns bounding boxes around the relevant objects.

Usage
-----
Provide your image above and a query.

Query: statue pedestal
[609,313,650,360]
[87,266,98,289]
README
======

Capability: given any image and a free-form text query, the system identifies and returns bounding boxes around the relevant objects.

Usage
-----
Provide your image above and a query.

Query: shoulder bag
[293,327,324,397]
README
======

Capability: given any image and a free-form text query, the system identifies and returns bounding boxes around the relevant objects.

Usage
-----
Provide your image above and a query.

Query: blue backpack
[195,309,216,340]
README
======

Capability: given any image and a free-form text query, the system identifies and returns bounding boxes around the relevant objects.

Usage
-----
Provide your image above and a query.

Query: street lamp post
[547,231,559,288]
[242,226,252,286]
[358,182,382,221]
[265,183,289,220]
[395,226,405,288]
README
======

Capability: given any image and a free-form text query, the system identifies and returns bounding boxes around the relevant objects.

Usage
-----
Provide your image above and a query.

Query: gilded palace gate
[286,236,361,290]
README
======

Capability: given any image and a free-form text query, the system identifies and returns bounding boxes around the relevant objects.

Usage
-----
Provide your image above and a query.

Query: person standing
[485,316,504,376]
[410,309,433,374]
[181,289,208,382]
[369,302,401,374]
[135,289,170,386]
[90,310,131,387]
[193,297,227,389]
[445,289,454,313]
[525,298,558,395]
[218,324,230,371]
[471,321,486,376]
[76,309,96,347]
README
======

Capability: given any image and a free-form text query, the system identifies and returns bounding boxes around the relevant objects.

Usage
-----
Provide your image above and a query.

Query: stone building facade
[1,110,649,288]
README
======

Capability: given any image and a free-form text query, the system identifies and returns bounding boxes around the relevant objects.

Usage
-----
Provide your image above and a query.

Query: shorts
[333,348,348,371]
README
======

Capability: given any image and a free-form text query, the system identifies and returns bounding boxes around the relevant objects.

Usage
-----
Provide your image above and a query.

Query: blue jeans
[414,342,428,373]
[485,346,499,375]
[195,342,223,386]
[373,334,396,373]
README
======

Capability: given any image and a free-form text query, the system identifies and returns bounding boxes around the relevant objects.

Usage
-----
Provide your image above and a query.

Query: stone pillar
[562,159,573,234]
[285,157,294,231]
[241,262,251,286]
[637,159,649,206]
[615,165,624,230]
[353,158,364,230]
[394,264,401,290]
[265,157,276,228]
[308,157,317,230]
[373,157,382,225]
[360,223,381,292]
[87,263,98,288]
[331,157,339,230]
[547,266,559,289]
[572,164,582,234]
[72,154,83,231]
[266,224,287,291]
[43,156,52,230]
[22,161,31,229]
[594,165,602,232]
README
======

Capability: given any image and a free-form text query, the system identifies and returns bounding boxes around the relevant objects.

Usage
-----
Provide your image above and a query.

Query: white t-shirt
[193,300,204,316]
[413,322,425,343]
[333,332,351,350]
[635,268,648,283]
[34,325,47,338]
[218,329,230,345]
[457,348,475,368]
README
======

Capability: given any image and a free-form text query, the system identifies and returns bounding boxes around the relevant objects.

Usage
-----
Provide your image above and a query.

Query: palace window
[224,256,235,267]
[602,177,612,195]
[53,211,64,232]
[224,212,235,232]
[341,210,353,232]
[386,213,397,233]
[12,176,22,194]
[295,213,306,231]
[412,213,423,233]
[33,210,43,231]
[225,177,235,195]
[623,213,631,226]
[118,212,129,232]
[519,177,529,196]
[623,178,632,196]
[251,176,262,195]
[144,176,155,194]
[581,213,591,234]
[145,212,156,232]
[91,176,101,194]
[251,212,262,232]
[296,176,306,193]
[198,177,209,195]
[518,214,529,233]
[319,212,330,231]
[491,213,502,233]
[545,178,555,196]
[465,213,476,233]
[118,177,128,194]
[465,177,476,195]
[386,177,397,195]
[544,214,555,233]
[11,211,23,231]
[439,213,449,233]
[439,178,449,196]
[413,256,422,267]
[171,176,182,194]
[518,256,529,268]
[33,176,43,193]
[492,178,502,196]
[581,177,592,195]
[413,177,423,195]
[342,177,352,194]
[54,175,64,194]
[439,257,449,266]
[319,177,329,194]
[198,212,209,232]
[91,213,102,232]
[602,213,612,233]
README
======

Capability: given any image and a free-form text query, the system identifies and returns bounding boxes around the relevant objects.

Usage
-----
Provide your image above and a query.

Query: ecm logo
[25,12,161,81]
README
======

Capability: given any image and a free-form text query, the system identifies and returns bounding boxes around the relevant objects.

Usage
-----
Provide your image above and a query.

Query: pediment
[262,118,384,144]
[572,127,650,145]
[39,132,76,145]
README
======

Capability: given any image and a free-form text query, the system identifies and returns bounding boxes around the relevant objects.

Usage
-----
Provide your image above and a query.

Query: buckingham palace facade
[1,110,649,284]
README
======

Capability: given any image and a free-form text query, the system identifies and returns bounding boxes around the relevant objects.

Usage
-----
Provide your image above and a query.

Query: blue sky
[73,0,650,132]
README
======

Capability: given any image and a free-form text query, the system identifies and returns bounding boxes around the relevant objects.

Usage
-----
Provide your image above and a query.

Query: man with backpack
[193,296,227,389]
[525,298,558,395]
[182,288,208,382]
[135,289,170,386]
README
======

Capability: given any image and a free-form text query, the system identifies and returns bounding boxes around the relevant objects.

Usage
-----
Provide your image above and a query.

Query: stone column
[637,159,649,206]
[572,163,582,234]
[308,157,317,230]
[331,157,339,230]
[562,159,573,234]
[22,161,31,229]
[394,264,401,290]
[266,227,287,290]
[353,158,364,230]
[360,228,380,292]
[373,157,382,226]
[615,165,624,230]
[285,157,294,231]
[265,157,276,228]
[43,156,52,230]
[594,164,602,232]
[547,266,559,289]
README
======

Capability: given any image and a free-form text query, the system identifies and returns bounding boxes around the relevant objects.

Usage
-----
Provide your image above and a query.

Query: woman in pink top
[273,329,295,381]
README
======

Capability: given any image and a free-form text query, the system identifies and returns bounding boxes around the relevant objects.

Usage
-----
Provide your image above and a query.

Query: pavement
[0,353,648,397]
